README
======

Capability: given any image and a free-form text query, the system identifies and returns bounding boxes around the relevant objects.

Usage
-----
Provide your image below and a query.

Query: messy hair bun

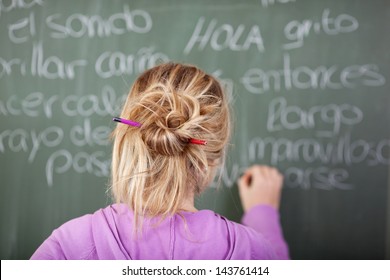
[136,88,201,157]
[111,63,230,227]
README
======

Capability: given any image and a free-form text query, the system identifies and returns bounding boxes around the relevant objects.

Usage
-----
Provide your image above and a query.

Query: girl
[31,62,289,260]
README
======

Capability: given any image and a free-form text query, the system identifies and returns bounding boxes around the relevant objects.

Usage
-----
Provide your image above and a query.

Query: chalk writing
[283,9,359,50]
[45,6,152,39]
[7,11,36,43]
[30,42,88,79]
[184,17,265,54]
[241,53,386,94]
[0,0,43,17]
[95,47,169,78]
[6,5,152,43]
[0,126,64,163]
[248,134,390,166]
[0,1,388,194]
[45,149,110,187]
[260,0,295,8]
[267,97,363,137]
[210,163,353,190]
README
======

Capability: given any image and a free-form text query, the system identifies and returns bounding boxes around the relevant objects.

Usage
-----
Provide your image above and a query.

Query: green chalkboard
[1,0,389,259]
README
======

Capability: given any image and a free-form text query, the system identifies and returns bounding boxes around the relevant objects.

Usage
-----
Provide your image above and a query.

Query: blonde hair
[111,62,230,228]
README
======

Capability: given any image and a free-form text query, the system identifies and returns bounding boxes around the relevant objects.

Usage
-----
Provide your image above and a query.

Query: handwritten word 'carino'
[266,97,363,137]
[95,47,169,79]
[283,9,359,50]
[7,5,152,43]
[184,17,265,54]
[241,53,385,94]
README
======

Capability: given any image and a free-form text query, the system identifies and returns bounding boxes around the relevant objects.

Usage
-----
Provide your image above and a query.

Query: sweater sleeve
[241,205,289,259]
[30,214,96,260]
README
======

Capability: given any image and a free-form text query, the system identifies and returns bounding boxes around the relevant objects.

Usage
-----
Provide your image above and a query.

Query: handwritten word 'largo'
[267,97,363,137]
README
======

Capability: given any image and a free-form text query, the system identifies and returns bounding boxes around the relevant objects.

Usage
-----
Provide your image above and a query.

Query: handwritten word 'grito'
[283,9,359,50]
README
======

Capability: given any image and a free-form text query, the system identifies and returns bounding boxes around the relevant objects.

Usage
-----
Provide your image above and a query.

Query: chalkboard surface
[1,0,389,259]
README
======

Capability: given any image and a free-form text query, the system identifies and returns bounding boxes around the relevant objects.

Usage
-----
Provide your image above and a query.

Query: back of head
[111,62,230,225]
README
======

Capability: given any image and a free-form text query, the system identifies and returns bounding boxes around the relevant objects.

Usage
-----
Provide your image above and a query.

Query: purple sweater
[31,204,289,260]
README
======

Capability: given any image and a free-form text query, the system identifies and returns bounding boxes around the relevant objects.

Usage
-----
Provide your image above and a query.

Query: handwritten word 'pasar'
[45,149,110,187]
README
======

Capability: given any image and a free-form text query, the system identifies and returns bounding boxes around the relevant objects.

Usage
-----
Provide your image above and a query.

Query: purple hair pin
[113,117,207,145]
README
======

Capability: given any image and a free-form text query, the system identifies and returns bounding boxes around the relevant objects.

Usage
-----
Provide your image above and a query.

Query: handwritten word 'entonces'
[241,53,385,94]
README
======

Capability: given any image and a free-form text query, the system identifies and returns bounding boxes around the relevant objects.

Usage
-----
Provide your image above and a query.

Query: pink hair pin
[113,117,207,146]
